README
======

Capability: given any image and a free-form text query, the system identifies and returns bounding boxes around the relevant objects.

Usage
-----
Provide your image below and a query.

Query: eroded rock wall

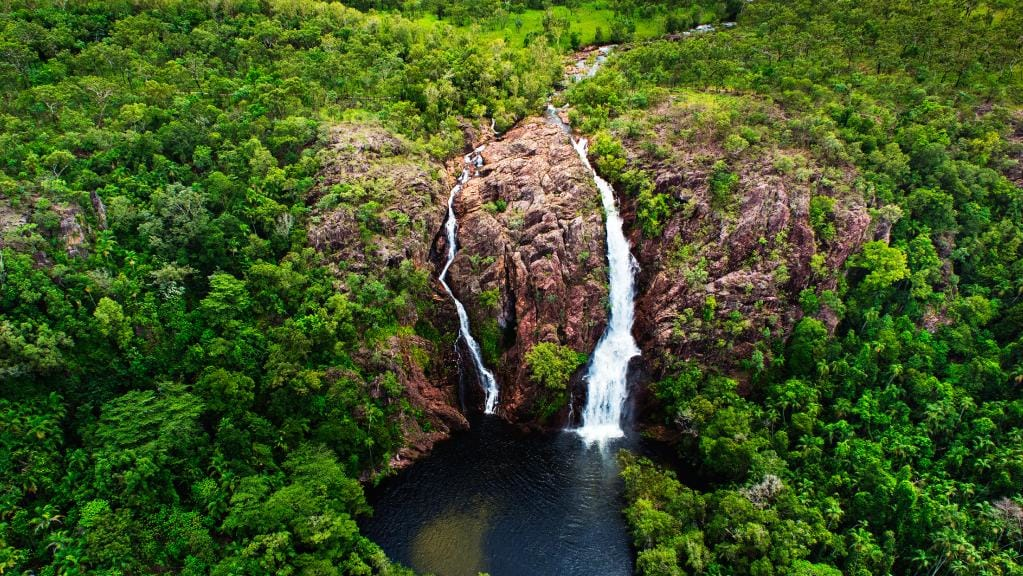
[442,119,609,422]
[310,123,468,461]
[608,97,871,380]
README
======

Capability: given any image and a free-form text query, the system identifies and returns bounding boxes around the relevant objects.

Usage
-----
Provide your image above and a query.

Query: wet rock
[443,119,609,422]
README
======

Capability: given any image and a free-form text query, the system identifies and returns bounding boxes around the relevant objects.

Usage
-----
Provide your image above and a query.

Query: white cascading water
[571,137,641,442]
[439,146,500,414]
[546,44,641,442]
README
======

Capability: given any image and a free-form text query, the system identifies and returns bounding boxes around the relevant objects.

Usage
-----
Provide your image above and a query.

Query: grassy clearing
[472,4,661,46]
[411,2,723,50]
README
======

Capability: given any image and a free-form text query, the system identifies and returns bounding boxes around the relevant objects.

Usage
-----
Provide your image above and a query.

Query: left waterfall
[439,145,500,414]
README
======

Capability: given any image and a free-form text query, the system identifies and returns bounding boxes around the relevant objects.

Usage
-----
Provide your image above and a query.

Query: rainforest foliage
[349,0,743,48]
[0,0,559,573]
[1,0,1022,575]
[560,0,1023,574]
[525,342,586,421]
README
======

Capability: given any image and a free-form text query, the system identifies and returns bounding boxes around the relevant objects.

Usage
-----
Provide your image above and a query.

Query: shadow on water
[363,416,676,576]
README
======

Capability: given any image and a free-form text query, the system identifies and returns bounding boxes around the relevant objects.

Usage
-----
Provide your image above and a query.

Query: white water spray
[545,45,641,442]
[571,137,641,442]
[439,146,500,414]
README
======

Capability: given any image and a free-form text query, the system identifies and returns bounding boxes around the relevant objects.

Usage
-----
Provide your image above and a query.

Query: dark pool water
[362,417,658,576]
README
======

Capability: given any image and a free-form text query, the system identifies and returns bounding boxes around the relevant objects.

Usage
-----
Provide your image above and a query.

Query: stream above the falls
[362,417,678,576]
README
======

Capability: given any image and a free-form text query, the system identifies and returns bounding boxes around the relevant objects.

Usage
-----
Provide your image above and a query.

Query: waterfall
[544,47,641,442]
[439,146,500,414]
[546,45,642,441]
[571,137,641,443]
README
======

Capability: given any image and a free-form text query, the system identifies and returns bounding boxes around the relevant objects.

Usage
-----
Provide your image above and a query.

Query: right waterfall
[571,136,641,443]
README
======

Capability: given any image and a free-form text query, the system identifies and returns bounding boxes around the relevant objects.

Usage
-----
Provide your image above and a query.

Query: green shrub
[637,189,672,236]
[525,342,586,421]
[478,288,501,310]
[808,195,837,242]
[723,133,750,155]
[483,199,508,213]
[591,131,629,182]
[708,160,739,209]
[477,318,503,367]
[526,342,586,391]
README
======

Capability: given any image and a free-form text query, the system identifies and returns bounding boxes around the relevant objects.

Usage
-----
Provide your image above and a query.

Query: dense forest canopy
[0,0,561,572]
[1,0,1021,574]
[559,0,1023,574]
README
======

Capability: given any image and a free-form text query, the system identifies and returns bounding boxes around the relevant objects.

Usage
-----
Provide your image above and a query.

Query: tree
[199,273,252,326]
[88,386,206,507]
[195,368,255,414]
[525,342,586,420]
[218,445,370,572]
[786,318,828,377]
[79,76,118,126]
[542,9,569,48]
[139,184,211,261]
[93,297,132,350]
[851,241,909,293]
[525,342,585,391]
[636,545,685,576]
[609,14,636,43]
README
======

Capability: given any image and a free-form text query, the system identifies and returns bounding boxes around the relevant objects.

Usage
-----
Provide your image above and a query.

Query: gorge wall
[309,123,468,463]
[442,119,610,423]
[310,88,874,449]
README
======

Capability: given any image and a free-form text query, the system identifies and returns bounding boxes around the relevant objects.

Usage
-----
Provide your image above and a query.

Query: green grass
[411,2,700,50]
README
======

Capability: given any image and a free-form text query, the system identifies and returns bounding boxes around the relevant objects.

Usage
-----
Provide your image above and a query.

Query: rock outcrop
[56,203,87,258]
[310,124,448,271]
[310,123,468,460]
[1006,111,1023,189]
[442,119,609,422]
[602,96,871,380]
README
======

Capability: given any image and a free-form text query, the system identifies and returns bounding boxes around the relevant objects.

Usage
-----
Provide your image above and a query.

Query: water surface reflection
[363,417,650,576]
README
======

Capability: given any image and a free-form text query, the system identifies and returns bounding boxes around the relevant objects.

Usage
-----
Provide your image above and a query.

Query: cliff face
[442,119,609,422]
[604,95,871,381]
[1007,112,1023,189]
[313,94,873,435]
[309,123,468,462]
